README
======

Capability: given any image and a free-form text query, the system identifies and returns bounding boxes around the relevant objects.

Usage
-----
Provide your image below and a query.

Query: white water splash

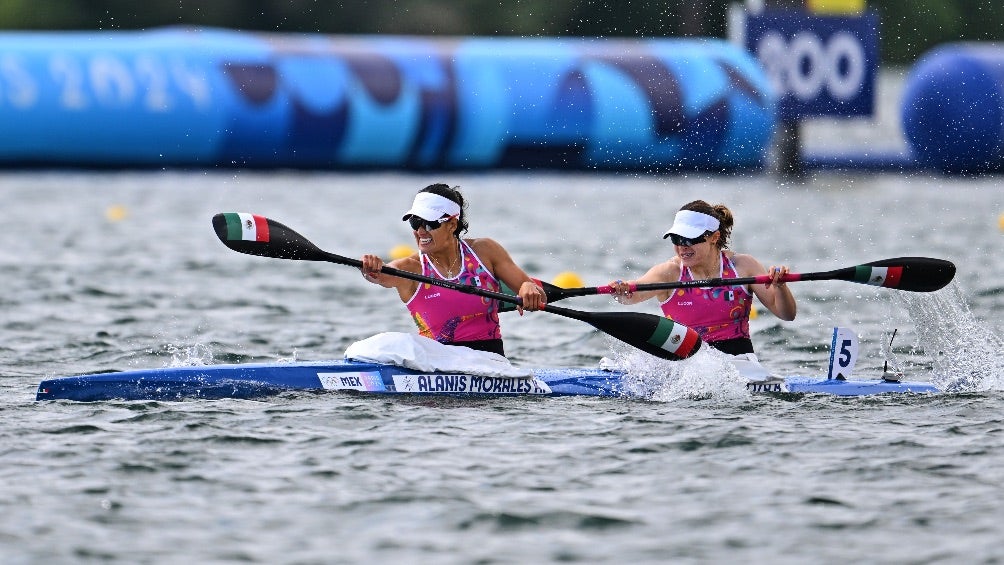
[162,343,301,366]
[276,348,300,363]
[164,342,217,367]
[603,341,751,402]
[895,283,1004,392]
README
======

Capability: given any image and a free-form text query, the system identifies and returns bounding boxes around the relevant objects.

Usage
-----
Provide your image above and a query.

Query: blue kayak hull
[35,359,941,402]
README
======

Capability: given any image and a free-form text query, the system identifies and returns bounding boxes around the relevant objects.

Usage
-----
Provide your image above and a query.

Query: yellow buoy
[750,306,759,320]
[807,0,865,14]
[998,212,1004,232]
[552,271,584,289]
[389,244,416,260]
[105,204,128,222]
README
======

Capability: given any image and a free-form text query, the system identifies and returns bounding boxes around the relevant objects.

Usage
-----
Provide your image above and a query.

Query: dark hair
[420,183,468,238]
[680,199,734,249]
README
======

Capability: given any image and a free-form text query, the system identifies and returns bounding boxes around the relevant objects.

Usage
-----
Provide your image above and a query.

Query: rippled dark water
[3,171,1004,563]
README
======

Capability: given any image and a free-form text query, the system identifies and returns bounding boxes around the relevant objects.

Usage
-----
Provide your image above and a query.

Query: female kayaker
[360,183,546,357]
[607,199,796,357]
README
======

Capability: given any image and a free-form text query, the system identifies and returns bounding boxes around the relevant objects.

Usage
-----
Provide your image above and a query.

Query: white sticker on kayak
[392,374,552,395]
[828,327,859,380]
[746,380,789,394]
[318,371,387,392]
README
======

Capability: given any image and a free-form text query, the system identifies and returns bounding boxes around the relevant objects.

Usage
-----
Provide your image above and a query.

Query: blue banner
[745,10,878,119]
[0,28,775,171]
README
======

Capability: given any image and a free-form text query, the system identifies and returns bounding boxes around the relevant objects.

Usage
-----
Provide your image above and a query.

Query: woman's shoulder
[466,237,505,255]
[726,250,754,263]
[727,251,765,276]
[647,257,683,280]
[389,254,423,273]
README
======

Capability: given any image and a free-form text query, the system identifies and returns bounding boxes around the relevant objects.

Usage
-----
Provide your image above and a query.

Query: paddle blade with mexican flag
[213,213,329,262]
[822,257,956,292]
[545,305,702,361]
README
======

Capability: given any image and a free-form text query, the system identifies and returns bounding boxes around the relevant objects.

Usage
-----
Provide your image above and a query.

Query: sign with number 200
[745,10,878,119]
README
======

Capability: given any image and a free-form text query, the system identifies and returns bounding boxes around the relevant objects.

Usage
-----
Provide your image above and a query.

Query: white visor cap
[401,192,461,222]
[662,210,720,239]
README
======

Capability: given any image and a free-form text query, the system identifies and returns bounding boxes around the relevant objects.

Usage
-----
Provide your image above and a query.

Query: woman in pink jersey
[608,200,796,356]
[359,184,546,357]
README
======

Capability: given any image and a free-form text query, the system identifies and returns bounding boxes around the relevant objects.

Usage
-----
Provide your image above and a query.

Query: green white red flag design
[222,213,270,242]
[853,265,903,288]
[647,318,700,358]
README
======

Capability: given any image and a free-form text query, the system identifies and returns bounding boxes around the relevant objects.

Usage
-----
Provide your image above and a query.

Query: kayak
[37,216,956,404]
[35,359,940,402]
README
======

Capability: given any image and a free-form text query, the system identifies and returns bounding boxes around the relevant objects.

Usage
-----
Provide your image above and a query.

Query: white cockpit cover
[345,332,532,378]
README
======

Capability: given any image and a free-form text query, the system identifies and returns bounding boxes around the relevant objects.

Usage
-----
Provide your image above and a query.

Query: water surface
[2,171,1003,563]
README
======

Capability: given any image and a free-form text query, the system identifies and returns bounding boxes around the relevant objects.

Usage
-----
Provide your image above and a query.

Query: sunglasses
[408,216,452,231]
[668,232,709,247]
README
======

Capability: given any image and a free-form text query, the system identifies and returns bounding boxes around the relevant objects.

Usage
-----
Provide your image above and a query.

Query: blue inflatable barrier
[0,28,774,171]
[902,44,1004,173]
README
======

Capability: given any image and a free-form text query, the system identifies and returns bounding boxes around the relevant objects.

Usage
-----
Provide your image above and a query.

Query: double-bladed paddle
[212,213,702,361]
[538,257,956,302]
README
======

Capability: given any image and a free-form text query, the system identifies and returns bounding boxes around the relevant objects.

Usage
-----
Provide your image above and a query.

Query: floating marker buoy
[903,44,1004,173]
[389,244,416,260]
[807,0,864,14]
[105,204,128,222]
[750,306,759,320]
[552,271,584,289]
[999,212,1004,232]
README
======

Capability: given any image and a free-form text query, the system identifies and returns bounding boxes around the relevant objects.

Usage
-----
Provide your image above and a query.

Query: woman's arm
[608,260,681,305]
[360,254,421,302]
[735,254,797,321]
[470,238,546,311]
